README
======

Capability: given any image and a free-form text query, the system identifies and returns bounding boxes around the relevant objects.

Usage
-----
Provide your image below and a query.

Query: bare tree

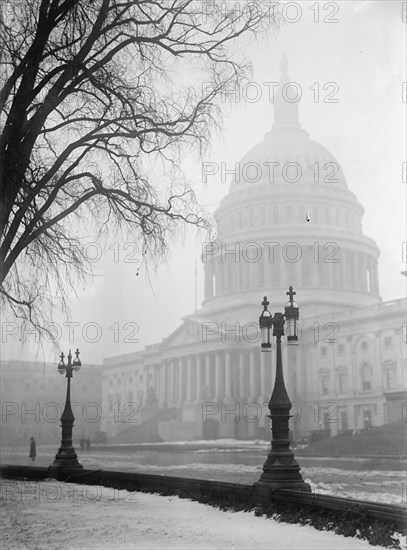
[0,0,274,332]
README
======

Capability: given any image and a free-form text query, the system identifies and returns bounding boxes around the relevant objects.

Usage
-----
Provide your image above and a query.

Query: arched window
[360,362,372,391]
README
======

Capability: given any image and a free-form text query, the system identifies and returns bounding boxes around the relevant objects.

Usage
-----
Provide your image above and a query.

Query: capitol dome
[200,57,381,321]
[230,55,347,190]
[232,125,348,189]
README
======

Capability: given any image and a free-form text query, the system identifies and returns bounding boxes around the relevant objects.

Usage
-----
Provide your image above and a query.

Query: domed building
[101,59,406,442]
[202,55,380,320]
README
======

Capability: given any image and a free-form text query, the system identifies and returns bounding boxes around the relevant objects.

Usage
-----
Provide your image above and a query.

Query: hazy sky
[3,0,406,366]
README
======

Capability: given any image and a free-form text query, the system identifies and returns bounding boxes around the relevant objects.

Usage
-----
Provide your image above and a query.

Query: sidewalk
[1,479,403,549]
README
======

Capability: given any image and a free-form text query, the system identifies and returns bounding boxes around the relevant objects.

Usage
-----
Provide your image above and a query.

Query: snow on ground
[1,479,404,550]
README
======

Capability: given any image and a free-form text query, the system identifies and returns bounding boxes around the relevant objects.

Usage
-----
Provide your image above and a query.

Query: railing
[1,465,405,529]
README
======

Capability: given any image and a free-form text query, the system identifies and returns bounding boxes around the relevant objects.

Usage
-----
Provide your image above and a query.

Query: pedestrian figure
[85,436,91,451]
[80,436,85,452]
[29,437,36,462]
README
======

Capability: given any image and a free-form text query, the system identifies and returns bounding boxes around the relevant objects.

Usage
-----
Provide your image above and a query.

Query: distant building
[101,59,407,442]
[0,360,103,446]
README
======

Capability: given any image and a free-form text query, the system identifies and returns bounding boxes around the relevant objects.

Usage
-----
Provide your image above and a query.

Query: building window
[361,362,372,391]
[337,368,348,394]
[383,361,397,389]
[338,344,344,354]
[321,373,330,396]
[321,347,327,357]
[361,341,368,352]
[384,336,393,348]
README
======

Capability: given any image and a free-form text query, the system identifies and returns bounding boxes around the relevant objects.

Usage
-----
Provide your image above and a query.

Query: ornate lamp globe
[58,353,66,374]
[72,349,82,372]
[285,286,299,346]
[259,296,273,352]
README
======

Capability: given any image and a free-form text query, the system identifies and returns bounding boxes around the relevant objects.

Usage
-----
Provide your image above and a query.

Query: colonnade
[155,348,274,408]
[204,249,379,299]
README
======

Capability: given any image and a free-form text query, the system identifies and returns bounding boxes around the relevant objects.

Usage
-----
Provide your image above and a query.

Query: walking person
[85,436,91,452]
[29,437,36,462]
[80,436,85,452]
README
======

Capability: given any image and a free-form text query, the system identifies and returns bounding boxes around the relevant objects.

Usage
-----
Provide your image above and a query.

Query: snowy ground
[1,479,404,550]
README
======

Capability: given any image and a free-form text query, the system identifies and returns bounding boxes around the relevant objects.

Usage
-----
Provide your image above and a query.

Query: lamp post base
[255,445,311,494]
[48,448,83,477]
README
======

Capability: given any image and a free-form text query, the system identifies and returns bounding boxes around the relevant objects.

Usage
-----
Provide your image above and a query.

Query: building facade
[100,60,406,442]
[0,360,103,446]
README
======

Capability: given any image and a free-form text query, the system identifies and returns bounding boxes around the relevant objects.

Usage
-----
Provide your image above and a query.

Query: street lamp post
[254,287,311,494]
[49,349,83,474]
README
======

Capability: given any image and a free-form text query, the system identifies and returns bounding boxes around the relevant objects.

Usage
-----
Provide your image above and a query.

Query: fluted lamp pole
[255,287,310,495]
[49,349,83,474]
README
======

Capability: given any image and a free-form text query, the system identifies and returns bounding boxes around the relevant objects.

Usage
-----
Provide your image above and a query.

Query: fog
[2,0,405,365]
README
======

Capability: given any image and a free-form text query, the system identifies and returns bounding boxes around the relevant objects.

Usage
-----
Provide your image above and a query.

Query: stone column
[178,359,184,406]
[249,348,257,402]
[225,350,232,399]
[215,352,222,399]
[195,355,202,402]
[187,356,193,403]
[239,352,245,400]
[170,360,176,407]
[205,354,211,397]
[159,364,165,407]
